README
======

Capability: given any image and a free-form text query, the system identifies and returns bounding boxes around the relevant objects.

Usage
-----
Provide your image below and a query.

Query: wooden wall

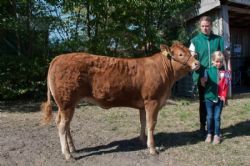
[230,28,250,86]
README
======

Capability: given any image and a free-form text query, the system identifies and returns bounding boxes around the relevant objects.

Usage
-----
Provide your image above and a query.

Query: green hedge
[0,55,51,100]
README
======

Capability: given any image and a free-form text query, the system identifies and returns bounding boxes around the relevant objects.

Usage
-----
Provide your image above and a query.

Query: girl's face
[212,59,223,69]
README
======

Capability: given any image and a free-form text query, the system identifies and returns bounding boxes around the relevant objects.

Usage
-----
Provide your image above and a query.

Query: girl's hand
[220,96,226,102]
[200,77,207,87]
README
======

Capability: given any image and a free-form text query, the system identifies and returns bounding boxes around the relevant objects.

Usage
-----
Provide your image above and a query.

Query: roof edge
[183,0,221,22]
[227,0,250,6]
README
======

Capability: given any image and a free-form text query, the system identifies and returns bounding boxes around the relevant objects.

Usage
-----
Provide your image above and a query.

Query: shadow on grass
[74,137,146,160]
[74,130,201,160]
[221,120,250,139]
[74,120,250,160]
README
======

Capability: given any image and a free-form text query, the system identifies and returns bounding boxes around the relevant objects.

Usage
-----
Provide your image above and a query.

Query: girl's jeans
[205,99,223,136]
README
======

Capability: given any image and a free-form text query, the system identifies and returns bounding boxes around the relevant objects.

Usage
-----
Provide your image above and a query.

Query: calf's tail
[41,76,53,125]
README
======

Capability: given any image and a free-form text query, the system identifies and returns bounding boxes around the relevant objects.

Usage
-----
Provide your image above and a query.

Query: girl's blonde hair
[212,51,225,66]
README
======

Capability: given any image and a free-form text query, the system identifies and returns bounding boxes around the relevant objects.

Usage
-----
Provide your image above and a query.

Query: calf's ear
[160,44,171,57]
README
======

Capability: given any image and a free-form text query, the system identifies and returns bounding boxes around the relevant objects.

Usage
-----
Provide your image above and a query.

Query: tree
[48,0,198,56]
[0,0,198,100]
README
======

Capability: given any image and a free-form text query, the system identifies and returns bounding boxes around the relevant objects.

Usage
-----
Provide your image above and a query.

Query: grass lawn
[96,97,250,165]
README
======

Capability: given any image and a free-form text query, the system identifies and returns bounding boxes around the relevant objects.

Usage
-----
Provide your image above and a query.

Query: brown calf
[41,42,200,159]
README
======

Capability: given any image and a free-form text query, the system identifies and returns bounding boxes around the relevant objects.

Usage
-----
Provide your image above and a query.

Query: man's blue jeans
[205,99,223,136]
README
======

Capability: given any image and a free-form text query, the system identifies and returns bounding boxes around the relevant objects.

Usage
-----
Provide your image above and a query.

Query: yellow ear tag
[162,50,169,56]
[162,50,171,58]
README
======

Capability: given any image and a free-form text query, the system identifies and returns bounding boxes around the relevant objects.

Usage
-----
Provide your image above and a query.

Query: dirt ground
[0,102,171,166]
[0,100,249,166]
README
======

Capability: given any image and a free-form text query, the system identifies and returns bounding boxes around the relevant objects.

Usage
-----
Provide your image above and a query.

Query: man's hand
[200,77,207,87]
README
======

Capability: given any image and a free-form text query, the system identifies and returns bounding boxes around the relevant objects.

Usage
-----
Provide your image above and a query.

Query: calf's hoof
[69,147,76,153]
[64,153,73,160]
[149,147,159,155]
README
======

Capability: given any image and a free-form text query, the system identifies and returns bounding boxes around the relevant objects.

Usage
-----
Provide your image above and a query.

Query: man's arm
[189,42,197,56]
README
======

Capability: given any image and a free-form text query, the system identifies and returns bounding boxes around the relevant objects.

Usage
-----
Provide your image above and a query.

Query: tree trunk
[27,0,33,57]
[44,30,49,57]
[86,1,91,39]
[74,7,82,42]
[10,0,21,56]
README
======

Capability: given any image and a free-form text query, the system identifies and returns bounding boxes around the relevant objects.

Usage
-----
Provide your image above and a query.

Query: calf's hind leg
[139,109,147,145]
[57,107,75,160]
[66,109,76,153]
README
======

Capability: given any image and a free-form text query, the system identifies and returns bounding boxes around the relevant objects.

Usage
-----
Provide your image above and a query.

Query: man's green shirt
[191,32,224,85]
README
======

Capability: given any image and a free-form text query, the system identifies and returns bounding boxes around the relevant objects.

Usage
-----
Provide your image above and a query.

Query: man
[189,16,224,137]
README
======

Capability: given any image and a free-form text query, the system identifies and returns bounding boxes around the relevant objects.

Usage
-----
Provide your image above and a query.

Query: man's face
[200,20,212,35]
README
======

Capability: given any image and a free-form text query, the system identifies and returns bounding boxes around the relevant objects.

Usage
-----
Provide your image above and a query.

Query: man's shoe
[199,127,207,138]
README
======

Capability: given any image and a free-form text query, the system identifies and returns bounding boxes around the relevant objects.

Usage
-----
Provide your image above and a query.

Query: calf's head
[160,42,200,71]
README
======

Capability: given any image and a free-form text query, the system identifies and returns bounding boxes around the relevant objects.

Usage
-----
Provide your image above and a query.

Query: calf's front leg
[145,101,160,155]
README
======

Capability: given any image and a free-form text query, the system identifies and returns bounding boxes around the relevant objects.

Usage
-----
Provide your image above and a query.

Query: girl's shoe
[213,135,220,145]
[205,134,212,143]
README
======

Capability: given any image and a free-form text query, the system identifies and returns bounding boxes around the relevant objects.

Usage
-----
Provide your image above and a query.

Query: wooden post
[221,5,232,97]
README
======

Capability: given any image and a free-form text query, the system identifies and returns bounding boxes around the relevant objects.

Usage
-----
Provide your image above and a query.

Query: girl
[201,51,230,144]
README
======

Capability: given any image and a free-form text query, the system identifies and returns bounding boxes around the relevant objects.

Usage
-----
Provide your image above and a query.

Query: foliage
[0,55,50,100]
[0,0,198,100]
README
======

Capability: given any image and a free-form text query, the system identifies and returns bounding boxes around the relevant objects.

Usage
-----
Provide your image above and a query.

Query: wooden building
[175,0,250,97]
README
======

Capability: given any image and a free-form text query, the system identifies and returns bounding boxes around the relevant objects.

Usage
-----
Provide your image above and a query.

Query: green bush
[0,55,50,100]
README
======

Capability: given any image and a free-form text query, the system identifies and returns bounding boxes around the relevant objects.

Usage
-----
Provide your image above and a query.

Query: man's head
[199,16,212,35]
